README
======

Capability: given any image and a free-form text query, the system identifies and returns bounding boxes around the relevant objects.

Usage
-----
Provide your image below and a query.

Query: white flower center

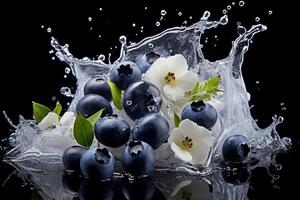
[164,72,176,85]
[181,136,193,150]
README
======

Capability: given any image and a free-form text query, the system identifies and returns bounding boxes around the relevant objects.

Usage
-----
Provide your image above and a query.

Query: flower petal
[165,54,188,76]
[190,144,211,165]
[38,112,59,130]
[171,143,193,162]
[176,71,198,91]
[163,84,185,102]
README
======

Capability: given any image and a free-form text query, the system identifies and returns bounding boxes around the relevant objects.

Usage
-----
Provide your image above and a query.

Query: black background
[0,0,298,199]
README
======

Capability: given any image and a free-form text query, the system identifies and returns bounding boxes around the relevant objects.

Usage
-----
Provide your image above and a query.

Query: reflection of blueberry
[76,94,113,118]
[79,179,114,200]
[121,178,156,200]
[84,77,112,101]
[123,81,162,121]
[109,61,142,90]
[63,146,87,172]
[135,52,160,73]
[181,100,218,129]
[80,147,115,180]
[121,141,155,176]
[222,163,251,185]
[222,135,250,163]
[94,115,131,147]
[62,171,81,195]
[132,113,169,149]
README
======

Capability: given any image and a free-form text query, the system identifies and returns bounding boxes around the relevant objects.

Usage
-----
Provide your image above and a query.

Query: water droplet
[98,54,105,61]
[237,25,246,35]
[161,10,167,16]
[178,12,182,16]
[47,28,52,33]
[281,107,287,111]
[239,1,245,7]
[141,26,144,29]
[202,11,210,20]
[119,35,127,44]
[65,67,71,74]
[189,16,193,19]
[51,56,55,60]
[278,116,284,122]
[148,43,154,48]
[88,17,92,22]
[89,27,93,30]
[156,21,160,27]
[99,8,103,11]
[132,23,136,27]
[126,100,132,105]
[214,35,218,38]
[232,2,236,5]
[51,96,57,101]
[49,50,54,54]
[67,102,70,106]
[41,25,44,29]
[145,6,148,10]
[255,17,260,22]
[64,75,67,78]
[60,87,74,97]
[255,80,260,84]
[280,102,285,106]
[122,127,127,131]
[147,105,156,112]
[182,20,187,25]
[268,10,273,15]
[227,5,232,10]
[220,15,228,25]
[223,9,228,14]
[98,34,102,38]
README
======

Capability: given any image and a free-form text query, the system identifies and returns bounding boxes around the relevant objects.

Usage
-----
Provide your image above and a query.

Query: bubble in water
[98,54,105,61]
[280,102,285,106]
[281,107,287,111]
[237,25,246,35]
[239,1,245,7]
[189,16,193,19]
[220,15,228,25]
[227,5,232,10]
[41,25,44,29]
[51,56,55,60]
[64,75,67,78]
[89,27,93,30]
[223,9,228,14]
[182,20,187,25]
[147,105,156,112]
[255,17,260,22]
[88,17,92,22]
[119,35,127,44]
[214,35,218,38]
[60,87,74,97]
[268,10,273,15]
[98,34,102,38]
[49,50,54,54]
[156,21,160,27]
[255,80,260,84]
[99,8,103,11]
[145,6,148,10]
[65,67,71,74]
[126,100,132,106]
[51,96,57,101]
[132,23,136,27]
[161,10,167,16]
[141,26,144,29]
[232,2,236,5]
[47,28,52,33]
[178,12,182,16]
[148,42,154,48]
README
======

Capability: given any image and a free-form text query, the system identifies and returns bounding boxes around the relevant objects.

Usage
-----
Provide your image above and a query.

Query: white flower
[144,54,198,102]
[38,111,76,140]
[168,119,213,165]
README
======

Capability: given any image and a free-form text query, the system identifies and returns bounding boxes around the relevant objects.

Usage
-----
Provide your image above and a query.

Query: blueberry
[121,141,155,176]
[221,163,251,185]
[181,100,218,129]
[80,147,115,180]
[222,135,250,163]
[109,61,142,90]
[123,81,162,121]
[76,94,113,118]
[79,179,114,200]
[63,146,87,172]
[135,52,160,73]
[94,115,131,147]
[62,171,81,195]
[84,77,112,101]
[132,113,169,149]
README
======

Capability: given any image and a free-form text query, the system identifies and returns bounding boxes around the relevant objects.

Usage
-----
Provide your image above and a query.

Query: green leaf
[185,76,221,101]
[31,191,43,200]
[87,108,104,127]
[73,114,94,147]
[106,80,123,110]
[53,101,62,116]
[174,111,181,128]
[32,101,52,123]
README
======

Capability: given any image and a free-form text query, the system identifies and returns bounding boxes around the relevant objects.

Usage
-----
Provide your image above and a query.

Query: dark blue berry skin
[121,141,155,176]
[123,81,162,121]
[84,77,112,101]
[76,94,113,118]
[79,179,114,200]
[222,135,250,163]
[61,171,81,195]
[181,100,218,129]
[80,147,115,180]
[222,163,251,185]
[135,52,160,73]
[94,115,131,147]
[109,61,142,90]
[62,146,87,172]
[132,113,169,150]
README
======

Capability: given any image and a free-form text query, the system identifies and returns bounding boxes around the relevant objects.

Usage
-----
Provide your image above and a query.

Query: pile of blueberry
[62,52,250,181]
